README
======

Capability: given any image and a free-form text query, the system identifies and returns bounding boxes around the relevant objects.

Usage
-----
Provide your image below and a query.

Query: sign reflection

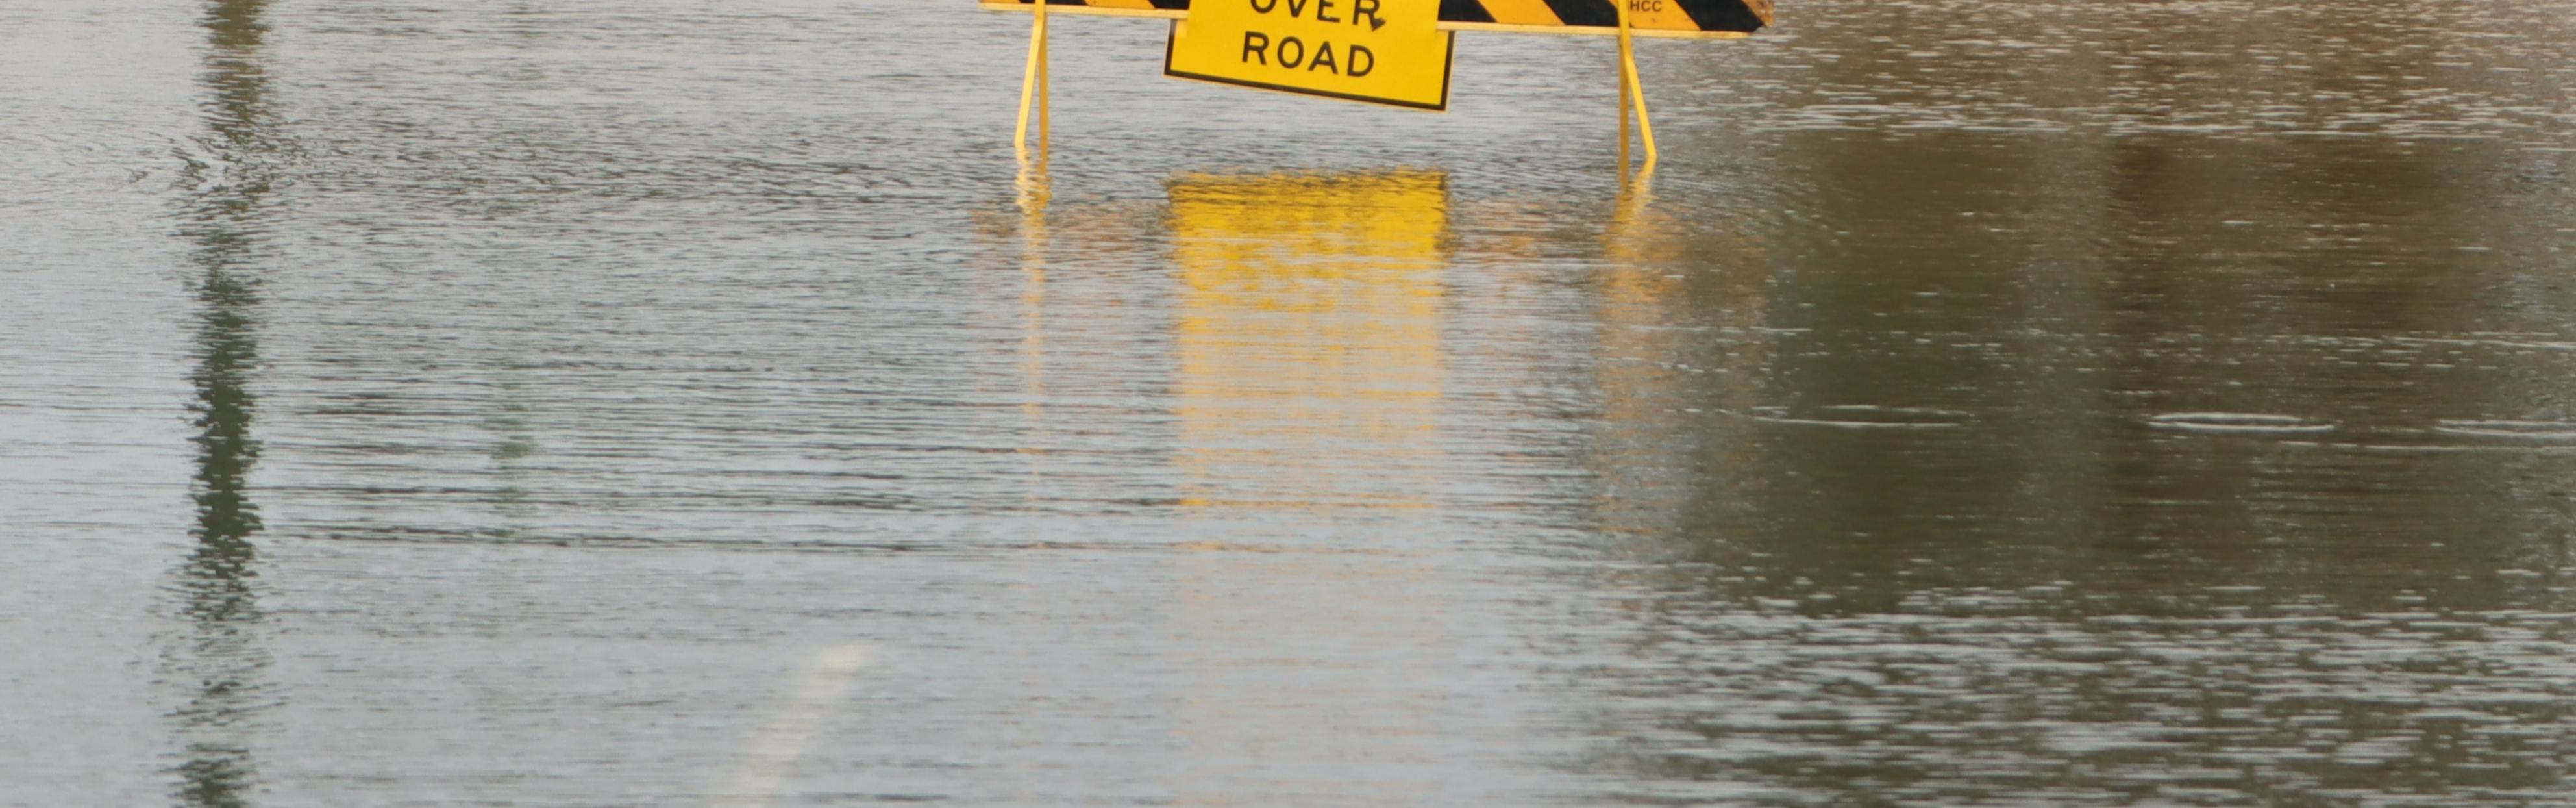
[1165,170,1455,803]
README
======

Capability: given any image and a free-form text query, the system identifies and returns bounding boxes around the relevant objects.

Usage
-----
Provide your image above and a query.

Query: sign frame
[980,0,1767,169]
[978,1,1761,39]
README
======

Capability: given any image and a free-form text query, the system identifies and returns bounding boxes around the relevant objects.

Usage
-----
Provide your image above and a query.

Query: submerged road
[6,0,2576,805]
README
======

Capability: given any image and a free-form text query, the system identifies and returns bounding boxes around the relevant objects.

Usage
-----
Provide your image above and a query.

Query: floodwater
[7,0,2576,805]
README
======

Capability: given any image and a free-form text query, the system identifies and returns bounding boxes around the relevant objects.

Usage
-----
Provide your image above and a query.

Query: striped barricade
[978,0,1770,37]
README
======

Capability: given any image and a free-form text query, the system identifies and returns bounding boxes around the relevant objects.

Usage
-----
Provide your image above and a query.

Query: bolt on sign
[1164,0,1455,110]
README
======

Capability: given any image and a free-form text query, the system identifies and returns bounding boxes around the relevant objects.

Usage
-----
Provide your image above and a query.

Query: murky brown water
[8,0,2576,805]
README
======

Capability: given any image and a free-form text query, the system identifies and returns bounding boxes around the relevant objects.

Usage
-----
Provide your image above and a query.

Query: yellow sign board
[1163,0,1454,110]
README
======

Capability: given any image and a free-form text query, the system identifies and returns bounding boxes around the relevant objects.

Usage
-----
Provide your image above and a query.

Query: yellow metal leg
[1615,4,1657,171]
[1017,128,1052,216]
[1015,0,1050,160]
[1618,53,1632,171]
[1036,8,1050,153]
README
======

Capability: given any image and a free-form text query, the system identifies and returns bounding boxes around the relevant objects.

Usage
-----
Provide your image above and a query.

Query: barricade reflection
[1168,170,1448,512]
[1165,170,1457,803]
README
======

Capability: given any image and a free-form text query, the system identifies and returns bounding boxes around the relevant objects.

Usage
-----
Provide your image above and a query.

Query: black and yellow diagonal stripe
[980,0,1769,37]
[1440,0,1768,35]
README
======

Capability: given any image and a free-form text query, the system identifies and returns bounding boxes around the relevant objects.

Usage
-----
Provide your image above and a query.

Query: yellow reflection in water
[1592,170,1770,539]
[1163,171,1455,805]
[1169,171,1448,512]
[1015,151,1051,480]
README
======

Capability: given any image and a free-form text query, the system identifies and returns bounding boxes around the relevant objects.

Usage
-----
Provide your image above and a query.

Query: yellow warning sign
[1163,0,1454,110]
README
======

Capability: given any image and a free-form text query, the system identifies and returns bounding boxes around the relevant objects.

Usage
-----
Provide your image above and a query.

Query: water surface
[6,0,2576,805]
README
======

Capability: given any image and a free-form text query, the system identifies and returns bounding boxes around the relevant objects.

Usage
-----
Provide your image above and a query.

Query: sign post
[1163,0,1455,111]
[1616,1,1655,170]
[1015,0,1050,160]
